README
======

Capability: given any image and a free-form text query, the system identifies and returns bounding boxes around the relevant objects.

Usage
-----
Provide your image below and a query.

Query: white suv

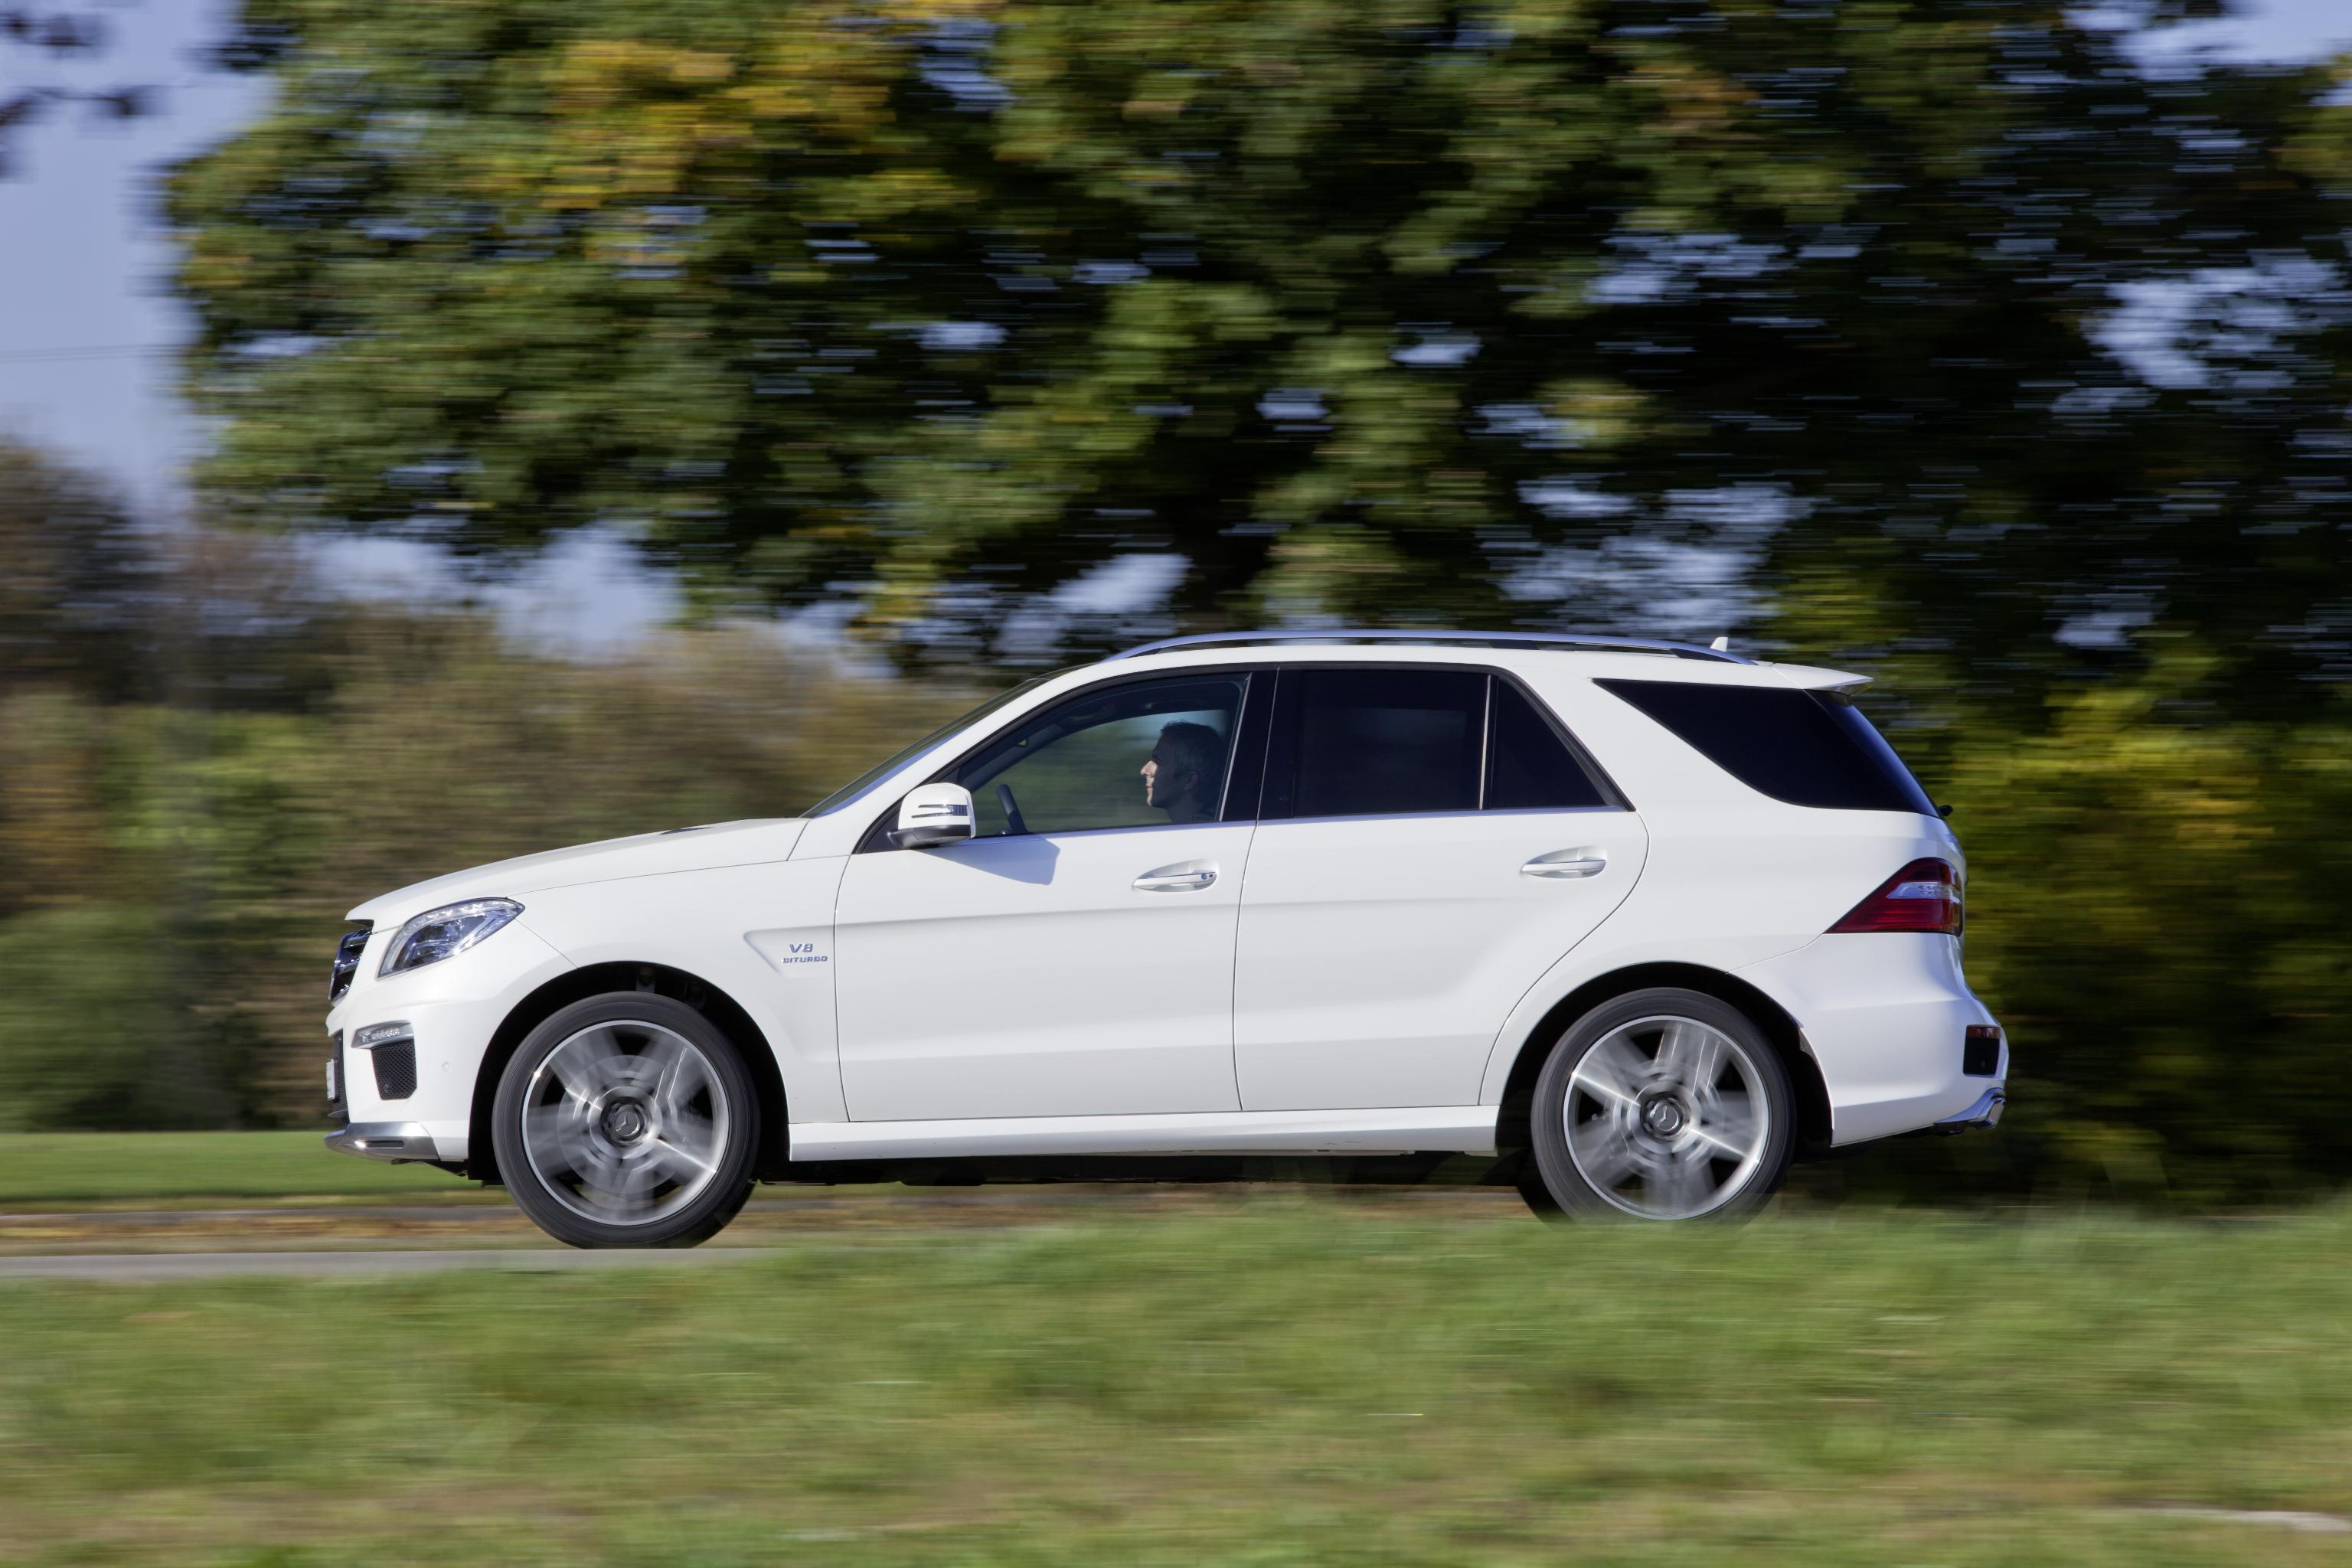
[325,631,2005,1246]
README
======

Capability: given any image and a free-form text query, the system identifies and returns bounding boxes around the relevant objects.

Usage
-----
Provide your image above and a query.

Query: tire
[1513,1165,1566,1223]
[492,993,760,1249]
[1498,1147,1566,1221]
[1524,988,1794,1222]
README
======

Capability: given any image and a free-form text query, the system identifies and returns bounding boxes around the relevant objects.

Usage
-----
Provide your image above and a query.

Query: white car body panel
[507,858,854,1124]
[789,1105,1498,1162]
[348,818,809,925]
[324,638,2004,1179]
[1736,933,2001,1144]
[1233,807,1648,1109]
[833,821,1254,1119]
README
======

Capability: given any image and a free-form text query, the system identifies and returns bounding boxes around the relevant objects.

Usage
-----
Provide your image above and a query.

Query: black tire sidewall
[492,992,761,1249]
[1527,987,1794,1222]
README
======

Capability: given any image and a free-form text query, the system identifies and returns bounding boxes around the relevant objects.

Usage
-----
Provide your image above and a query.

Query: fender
[511,856,853,1125]
[1478,924,1821,1109]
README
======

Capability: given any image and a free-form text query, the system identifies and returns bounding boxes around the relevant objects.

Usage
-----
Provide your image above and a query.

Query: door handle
[1522,847,1607,880]
[1134,864,1217,893]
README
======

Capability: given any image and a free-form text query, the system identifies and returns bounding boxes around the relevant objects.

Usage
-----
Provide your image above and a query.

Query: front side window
[952,675,1248,837]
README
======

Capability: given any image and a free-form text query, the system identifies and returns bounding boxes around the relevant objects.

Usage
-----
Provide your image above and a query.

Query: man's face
[1142,745,1195,809]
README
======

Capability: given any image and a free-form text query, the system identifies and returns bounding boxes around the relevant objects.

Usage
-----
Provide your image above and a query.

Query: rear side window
[1281,668,1485,817]
[1263,668,1615,819]
[1487,680,1609,809]
[1595,679,1936,815]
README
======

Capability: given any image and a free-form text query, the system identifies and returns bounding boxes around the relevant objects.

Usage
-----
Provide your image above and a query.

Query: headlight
[378,898,523,977]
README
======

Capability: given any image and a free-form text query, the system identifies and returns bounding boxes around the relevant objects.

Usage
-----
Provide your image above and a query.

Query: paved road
[0,1246,775,1282]
[0,1187,1529,1280]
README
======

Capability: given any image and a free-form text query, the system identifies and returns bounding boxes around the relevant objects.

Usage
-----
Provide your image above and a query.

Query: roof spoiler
[1773,663,1873,693]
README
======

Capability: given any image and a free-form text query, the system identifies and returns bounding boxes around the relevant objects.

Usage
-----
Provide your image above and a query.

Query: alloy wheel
[1561,1014,1772,1220]
[518,1020,733,1225]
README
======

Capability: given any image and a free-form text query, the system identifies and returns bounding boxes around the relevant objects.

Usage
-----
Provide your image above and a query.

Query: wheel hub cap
[1561,1014,1772,1220]
[520,1021,732,1226]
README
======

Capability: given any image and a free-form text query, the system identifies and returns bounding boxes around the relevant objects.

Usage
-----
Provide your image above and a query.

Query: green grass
[3,1200,2349,1566]
[0,1132,480,1205]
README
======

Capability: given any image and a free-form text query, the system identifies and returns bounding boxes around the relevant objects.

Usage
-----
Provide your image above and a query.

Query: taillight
[1829,858,1962,936]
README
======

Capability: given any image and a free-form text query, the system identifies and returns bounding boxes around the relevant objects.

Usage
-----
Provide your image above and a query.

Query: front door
[1232,666,1648,1110]
[833,671,1264,1121]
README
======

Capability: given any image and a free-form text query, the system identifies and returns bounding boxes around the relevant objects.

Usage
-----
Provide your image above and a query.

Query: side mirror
[888,782,976,850]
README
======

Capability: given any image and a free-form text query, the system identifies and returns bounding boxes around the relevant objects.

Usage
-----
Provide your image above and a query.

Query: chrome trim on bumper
[1936,1086,2006,1131]
[325,1122,443,1163]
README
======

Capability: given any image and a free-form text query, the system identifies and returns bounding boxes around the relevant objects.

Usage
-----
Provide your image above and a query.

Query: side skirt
[786,1106,1499,1164]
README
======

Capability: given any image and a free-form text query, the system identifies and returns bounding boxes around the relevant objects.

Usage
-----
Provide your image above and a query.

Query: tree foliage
[0,439,969,1129]
[0,445,158,702]
[1906,658,2352,1203]
[0,5,158,175]
[172,0,2352,694]
[0,438,2344,1199]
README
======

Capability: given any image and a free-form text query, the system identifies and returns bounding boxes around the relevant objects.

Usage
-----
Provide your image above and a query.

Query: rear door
[1231,665,1648,1110]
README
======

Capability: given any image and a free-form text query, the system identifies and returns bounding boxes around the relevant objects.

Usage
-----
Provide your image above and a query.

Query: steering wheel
[996,782,1029,837]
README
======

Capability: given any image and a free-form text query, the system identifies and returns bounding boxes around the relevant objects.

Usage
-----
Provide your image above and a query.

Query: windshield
[802,673,1063,818]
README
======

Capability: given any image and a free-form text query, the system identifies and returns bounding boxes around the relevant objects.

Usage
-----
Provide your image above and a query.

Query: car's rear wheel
[1523,988,1793,1221]
[492,993,760,1249]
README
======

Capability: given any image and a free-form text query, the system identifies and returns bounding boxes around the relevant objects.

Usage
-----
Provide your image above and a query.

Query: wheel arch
[468,962,791,1184]
[1491,962,1832,1161]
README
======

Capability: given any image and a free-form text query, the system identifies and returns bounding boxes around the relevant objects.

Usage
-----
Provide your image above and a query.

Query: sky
[0,0,261,518]
[2,0,2349,652]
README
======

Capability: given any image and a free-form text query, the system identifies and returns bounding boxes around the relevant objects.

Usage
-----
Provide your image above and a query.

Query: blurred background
[3,0,2350,1209]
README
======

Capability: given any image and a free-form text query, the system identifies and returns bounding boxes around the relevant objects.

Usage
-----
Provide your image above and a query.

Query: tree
[0,6,160,175]
[0,440,160,702]
[172,0,2351,705]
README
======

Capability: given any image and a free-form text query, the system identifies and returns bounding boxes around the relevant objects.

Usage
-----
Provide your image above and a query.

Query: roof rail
[1107,629,1751,664]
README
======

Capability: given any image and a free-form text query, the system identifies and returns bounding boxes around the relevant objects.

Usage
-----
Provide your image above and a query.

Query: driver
[1141,720,1225,825]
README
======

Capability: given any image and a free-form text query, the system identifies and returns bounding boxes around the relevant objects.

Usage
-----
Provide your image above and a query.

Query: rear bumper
[1740,933,2006,1146]
[325,1122,447,1163]
[1936,1085,2006,1131]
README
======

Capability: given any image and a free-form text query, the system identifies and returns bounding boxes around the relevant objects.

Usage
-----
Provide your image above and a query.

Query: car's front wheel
[492,993,760,1248]
[1523,988,1794,1221]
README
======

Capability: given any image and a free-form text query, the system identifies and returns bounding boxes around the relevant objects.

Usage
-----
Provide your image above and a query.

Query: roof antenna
[1709,635,1730,652]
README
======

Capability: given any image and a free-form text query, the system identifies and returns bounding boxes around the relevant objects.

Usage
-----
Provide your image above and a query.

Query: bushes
[1930,670,2352,1203]
[0,431,2344,1194]
[8,612,2350,1200]
[0,609,970,1129]
[0,904,201,1130]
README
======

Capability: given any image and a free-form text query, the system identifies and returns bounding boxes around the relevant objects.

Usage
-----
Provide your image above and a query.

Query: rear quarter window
[1594,679,1937,815]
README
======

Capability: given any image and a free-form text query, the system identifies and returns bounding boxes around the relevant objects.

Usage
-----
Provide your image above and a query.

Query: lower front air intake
[371,1041,417,1100]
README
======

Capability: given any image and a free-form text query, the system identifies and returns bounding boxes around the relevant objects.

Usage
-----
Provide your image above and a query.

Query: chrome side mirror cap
[888,782,975,849]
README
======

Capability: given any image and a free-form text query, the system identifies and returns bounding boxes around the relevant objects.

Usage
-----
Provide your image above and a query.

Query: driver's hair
[1155,720,1226,795]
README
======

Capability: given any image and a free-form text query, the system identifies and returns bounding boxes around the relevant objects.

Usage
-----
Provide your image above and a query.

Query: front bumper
[325,1122,448,1163]
[322,919,576,1166]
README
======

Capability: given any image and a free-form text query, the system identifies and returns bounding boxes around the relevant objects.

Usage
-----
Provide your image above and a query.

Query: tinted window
[1486,681,1609,809]
[1595,679,1936,815]
[952,676,1246,836]
[1276,668,1485,818]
